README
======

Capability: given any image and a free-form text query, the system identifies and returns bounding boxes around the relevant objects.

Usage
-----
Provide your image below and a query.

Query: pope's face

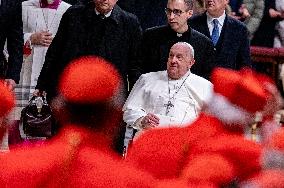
[94,0,118,14]
[167,43,194,80]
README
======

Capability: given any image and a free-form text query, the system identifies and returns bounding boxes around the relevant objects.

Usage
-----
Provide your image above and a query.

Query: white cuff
[132,116,144,130]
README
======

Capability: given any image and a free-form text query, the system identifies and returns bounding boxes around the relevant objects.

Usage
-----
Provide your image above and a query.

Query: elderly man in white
[123,42,213,141]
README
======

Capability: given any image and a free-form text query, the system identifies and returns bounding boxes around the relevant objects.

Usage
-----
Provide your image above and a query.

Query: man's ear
[187,10,193,19]
[189,59,195,68]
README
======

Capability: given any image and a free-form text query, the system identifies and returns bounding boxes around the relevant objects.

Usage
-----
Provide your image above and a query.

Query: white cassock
[12,0,71,120]
[123,70,213,139]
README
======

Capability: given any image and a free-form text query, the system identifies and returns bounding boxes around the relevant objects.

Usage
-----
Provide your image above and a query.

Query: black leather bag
[21,96,53,137]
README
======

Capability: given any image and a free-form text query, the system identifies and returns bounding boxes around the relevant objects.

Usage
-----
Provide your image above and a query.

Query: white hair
[176,42,194,58]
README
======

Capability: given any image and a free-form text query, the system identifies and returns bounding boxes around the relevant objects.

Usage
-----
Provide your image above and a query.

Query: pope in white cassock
[13,0,71,120]
[123,42,213,139]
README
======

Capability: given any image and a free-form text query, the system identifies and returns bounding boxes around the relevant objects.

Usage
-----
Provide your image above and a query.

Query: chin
[168,73,179,80]
[98,8,111,14]
[169,24,179,31]
[207,9,216,16]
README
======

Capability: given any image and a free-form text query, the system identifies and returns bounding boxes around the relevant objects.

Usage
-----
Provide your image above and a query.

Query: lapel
[215,14,229,50]
[48,2,70,33]
[104,5,121,58]
[199,12,211,38]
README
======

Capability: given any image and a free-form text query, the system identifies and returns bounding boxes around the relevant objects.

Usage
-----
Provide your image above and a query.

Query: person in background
[189,0,251,69]
[274,0,284,95]
[251,0,284,76]
[227,0,264,40]
[8,0,71,145]
[242,0,264,40]
[0,0,23,90]
[35,0,142,102]
[251,0,284,48]
[274,0,284,47]
[0,0,23,150]
[140,0,215,80]
[34,0,142,150]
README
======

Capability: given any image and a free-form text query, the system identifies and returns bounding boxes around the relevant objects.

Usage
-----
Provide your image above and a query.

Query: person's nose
[173,56,179,62]
[170,56,178,64]
[169,12,175,20]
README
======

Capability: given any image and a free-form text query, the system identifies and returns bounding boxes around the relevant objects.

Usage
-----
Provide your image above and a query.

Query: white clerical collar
[95,8,112,18]
[177,33,183,37]
[206,11,226,27]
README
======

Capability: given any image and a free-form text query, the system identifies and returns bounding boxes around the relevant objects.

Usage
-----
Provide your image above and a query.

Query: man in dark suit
[35,0,142,101]
[139,0,215,80]
[189,0,251,69]
[0,0,23,90]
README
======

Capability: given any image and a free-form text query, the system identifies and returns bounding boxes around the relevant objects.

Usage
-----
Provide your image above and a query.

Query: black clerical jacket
[36,3,142,100]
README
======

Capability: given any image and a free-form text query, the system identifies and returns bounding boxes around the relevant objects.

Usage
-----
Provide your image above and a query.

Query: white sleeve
[22,4,34,46]
[123,75,148,129]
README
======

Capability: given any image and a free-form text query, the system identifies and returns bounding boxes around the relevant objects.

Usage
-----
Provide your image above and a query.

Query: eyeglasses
[164,8,186,17]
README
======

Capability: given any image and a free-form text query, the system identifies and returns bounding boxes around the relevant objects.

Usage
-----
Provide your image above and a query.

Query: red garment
[23,42,31,56]
[39,0,61,9]
[126,113,262,182]
[0,125,155,187]
[126,113,234,179]
[184,136,262,182]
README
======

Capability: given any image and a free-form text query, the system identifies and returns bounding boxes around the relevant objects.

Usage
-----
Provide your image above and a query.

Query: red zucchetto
[58,56,122,104]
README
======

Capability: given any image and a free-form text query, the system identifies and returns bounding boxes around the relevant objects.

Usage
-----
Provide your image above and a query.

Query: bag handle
[29,93,48,105]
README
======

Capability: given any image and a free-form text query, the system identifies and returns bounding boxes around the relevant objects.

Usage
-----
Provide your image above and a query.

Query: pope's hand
[141,113,160,129]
